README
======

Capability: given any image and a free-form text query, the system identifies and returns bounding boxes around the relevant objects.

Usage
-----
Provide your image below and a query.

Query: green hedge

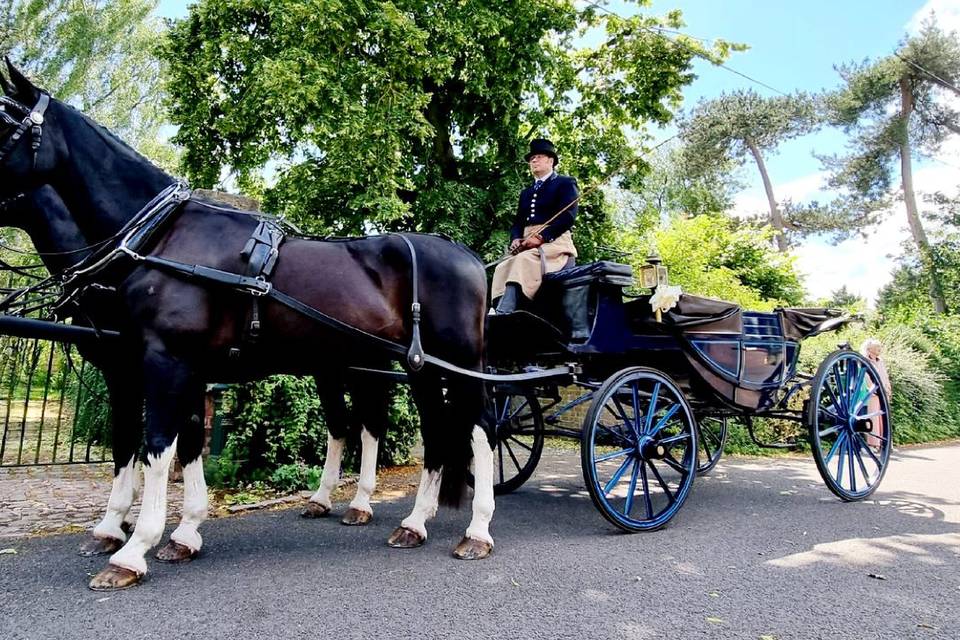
[207,374,420,490]
[798,319,960,445]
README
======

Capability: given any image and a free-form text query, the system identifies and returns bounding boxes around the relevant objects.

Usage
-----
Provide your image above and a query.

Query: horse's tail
[437,375,485,508]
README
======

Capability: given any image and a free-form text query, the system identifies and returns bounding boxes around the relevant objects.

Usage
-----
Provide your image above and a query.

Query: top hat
[524,138,558,164]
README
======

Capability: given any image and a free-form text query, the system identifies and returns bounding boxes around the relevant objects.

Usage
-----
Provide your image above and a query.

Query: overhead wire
[581,0,791,97]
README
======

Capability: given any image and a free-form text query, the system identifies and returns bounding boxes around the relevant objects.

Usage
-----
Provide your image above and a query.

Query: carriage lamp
[639,252,669,290]
[640,252,672,323]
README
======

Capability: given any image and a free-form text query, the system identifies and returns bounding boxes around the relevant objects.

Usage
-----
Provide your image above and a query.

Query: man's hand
[509,238,522,252]
[520,234,544,250]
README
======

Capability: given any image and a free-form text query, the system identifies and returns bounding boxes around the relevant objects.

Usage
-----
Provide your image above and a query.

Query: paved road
[1,444,958,640]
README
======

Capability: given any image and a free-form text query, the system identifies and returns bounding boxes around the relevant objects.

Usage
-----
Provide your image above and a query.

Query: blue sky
[156,0,960,303]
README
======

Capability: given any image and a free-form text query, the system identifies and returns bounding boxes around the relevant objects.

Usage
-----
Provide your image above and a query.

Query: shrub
[799,319,960,445]
[214,373,420,490]
[71,365,112,447]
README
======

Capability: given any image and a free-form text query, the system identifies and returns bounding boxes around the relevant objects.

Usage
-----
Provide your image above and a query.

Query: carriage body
[483,260,892,532]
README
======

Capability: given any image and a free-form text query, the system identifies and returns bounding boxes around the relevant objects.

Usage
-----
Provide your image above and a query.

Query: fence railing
[0,335,109,467]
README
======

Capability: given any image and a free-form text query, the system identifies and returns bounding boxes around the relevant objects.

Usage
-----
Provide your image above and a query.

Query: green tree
[824,19,960,314]
[877,191,960,316]
[159,0,736,259]
[617,143,740,229]
[1,0,174,168]
[617,215,805,309]
[825,285,865,311]
[677,89,821,252]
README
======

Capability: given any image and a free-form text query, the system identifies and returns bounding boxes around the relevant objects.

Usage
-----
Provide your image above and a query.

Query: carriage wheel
[696,415,727,474]
[581,367,698,532]
[468,385,545,495]
[806,349,892,501]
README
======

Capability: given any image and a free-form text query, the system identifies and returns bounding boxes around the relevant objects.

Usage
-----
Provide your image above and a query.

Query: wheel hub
[637,435,665,459]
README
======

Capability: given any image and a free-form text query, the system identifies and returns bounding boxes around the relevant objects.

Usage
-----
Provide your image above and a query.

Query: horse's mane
[56,97,171,179]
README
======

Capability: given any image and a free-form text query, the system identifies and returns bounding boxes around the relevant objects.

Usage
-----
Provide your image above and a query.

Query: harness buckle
[249,277,271,297]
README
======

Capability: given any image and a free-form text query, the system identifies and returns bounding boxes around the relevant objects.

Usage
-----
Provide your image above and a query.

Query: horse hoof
[88,565,142,591]
[341,508,372,526]
[301,502,331,518]
[452,536,493,560]
[387,526,425,548]
[155,541,198,564]
[78,536,123,557]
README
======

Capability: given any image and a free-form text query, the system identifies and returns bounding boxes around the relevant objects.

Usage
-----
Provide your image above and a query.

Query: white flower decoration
[650,285,682,313]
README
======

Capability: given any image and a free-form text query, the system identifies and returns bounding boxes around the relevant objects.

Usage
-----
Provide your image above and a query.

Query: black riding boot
[495,283,522,314]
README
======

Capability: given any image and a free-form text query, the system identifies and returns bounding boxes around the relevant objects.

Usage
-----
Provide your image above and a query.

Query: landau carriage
[0,63,893,589]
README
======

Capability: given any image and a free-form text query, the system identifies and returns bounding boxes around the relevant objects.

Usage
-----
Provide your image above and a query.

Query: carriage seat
[543,260,634,287]
[539,261,634,342]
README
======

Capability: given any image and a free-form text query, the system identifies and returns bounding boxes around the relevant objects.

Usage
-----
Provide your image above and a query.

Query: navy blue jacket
[509,173,579,242]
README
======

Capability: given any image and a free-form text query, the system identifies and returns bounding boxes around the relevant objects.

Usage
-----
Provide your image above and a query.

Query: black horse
[0,62,495,590]
[5,185,398,547]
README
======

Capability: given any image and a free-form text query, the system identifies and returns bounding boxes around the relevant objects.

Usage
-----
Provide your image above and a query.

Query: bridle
[0,91,49,167]
[0,92,49,215]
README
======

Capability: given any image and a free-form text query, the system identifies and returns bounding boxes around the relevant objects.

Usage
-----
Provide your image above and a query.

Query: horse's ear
[3,57,39,102]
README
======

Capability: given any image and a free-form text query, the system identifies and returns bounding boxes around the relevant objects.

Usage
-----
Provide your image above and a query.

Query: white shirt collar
[534,171,555,184]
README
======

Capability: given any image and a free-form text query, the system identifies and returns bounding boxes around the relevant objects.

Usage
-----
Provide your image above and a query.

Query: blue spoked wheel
[581,367,698,532]
[807,349,893,501]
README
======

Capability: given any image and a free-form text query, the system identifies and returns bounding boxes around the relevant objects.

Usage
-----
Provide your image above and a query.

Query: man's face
[528,153,553,177]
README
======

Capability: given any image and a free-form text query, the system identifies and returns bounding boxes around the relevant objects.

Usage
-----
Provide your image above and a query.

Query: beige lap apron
[491,227,577,300]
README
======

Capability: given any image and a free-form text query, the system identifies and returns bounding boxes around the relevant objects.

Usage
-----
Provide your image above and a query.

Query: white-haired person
[860,338,893,451]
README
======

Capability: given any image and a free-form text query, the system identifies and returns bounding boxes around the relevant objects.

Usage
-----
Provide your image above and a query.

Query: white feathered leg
[454,426,495,560]
[342,427,379,525]
[388,469,441,547]
[303,433,345,517]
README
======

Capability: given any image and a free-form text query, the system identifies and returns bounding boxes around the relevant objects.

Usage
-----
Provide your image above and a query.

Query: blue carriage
[482,259,893,532]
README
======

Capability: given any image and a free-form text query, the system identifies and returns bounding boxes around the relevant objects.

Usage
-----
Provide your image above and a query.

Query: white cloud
[732,171,831,220]
[907,0,960,34]
[793,216,905,306]
[731,135,958,306]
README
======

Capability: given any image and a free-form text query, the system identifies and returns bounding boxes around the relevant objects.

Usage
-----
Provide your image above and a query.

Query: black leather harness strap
[0,93,49,168]
[394,234,425,371]
[237,219,284,349]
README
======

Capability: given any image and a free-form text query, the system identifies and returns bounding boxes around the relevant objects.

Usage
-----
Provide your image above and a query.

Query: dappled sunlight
[767,532,960,569]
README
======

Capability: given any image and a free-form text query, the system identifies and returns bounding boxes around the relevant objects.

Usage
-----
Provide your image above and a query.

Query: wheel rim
[810,351,891,500]
[583,369,697,531]
[696,416,727,474]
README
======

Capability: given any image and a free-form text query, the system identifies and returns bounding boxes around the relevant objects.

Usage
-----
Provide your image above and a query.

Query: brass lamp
[640,252,670,321]
[639,252,669,289]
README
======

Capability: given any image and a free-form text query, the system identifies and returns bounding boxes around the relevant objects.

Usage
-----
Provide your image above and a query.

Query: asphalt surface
[1,444,958,640]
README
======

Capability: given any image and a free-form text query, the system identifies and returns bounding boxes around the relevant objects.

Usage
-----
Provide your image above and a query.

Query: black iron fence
[0,334,109,467]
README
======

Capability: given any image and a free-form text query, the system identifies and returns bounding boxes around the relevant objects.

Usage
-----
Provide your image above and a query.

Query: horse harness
[0,92,48,170]
[0,92,565,382]
[46,182,431,372]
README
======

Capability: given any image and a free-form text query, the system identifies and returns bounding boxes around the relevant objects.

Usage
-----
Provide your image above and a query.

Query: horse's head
[0,60,56,200]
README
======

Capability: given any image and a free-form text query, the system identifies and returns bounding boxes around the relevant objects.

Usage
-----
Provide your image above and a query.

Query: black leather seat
[538,261,634,342]
[543,260,634,287]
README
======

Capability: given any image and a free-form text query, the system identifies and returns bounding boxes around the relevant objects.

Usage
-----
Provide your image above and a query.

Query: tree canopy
[824,18,960,313]
[677,88,821,251]
[1,0,173,167]
[160,0,736,260]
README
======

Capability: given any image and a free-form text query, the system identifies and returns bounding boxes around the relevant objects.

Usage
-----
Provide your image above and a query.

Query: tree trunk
[899,76,948,314]
[423,80,459,181]
[745,137,788,252]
